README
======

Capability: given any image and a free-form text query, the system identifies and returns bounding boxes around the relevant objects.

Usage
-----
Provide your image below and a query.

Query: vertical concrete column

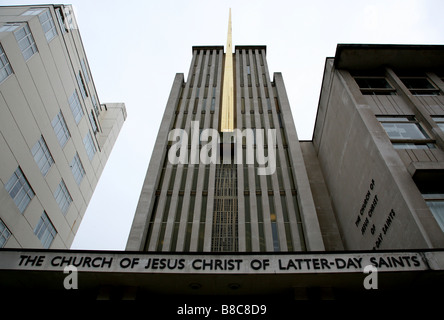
[125,73,184,251]
[274,73,325,251]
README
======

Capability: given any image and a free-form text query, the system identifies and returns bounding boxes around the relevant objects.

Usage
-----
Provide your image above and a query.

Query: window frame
[55,7,68,34]
[34,211,57,249]
[54,179,72,215]
[83,131,97,160]
[88,110,99,133]
[399,76,440,96]
[21,8,46,16]
[0,23,21,32]
[38,9,57,42]
[51,110,71,147]
[0,219,11,248]
[354,76,397,95]
[68,89,84,124]
[5,167,35,213]
[31,135,54,176]
[80,58,90,84]
[432,116,444,132]
[423,194,444,233]
[76,71,88,98]
[0,43,13,83]
[91,94,100,116]
[377,115,436,149]
[70,152,85,185]
[14,23,38,61]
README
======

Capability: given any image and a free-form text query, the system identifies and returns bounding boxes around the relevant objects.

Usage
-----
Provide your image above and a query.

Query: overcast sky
[4,0,444,250]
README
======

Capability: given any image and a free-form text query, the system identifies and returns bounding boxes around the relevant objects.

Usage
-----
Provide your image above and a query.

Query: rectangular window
[54,180,72,215]
[0,23,21,32]
[31,136,54,176]
[392,143,435,150]
[5,167,35,213]
[211,163,239,252]
[269,196,280,252]
[55,7,67,34]
[22,8,46,15]
[381,121,427,139]
[423,194,444,233]
[88,110,99,133]
[400,76,440,95]
[51,110,70,147]
[38,9,57,42]
[76,71,88,98]
[71,153,85,185]
[83,131,97,160]
[0,219,11,248]
[68,90,83,124]
[80,58,90,83]
[0,44,13,83]
[14,23,38,61]
[432,116,444,132]
[377,116,435,149]
[91,94,100,116]
[211,97,215,112]
[354,76,396,95]
[34,211,57,248]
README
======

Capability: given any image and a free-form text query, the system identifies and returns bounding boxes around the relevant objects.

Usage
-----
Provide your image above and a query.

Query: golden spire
[220,8,234,132]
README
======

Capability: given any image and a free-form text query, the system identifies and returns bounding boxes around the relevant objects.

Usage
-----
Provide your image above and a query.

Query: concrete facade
[0,5,126,249]
[127,46,326,252]
[308,44,444,250]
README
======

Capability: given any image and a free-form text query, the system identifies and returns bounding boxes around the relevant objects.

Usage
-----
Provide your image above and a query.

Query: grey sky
[3,0,443,250]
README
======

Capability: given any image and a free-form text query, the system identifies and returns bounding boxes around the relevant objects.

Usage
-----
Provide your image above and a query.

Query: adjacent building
[0,5,126,249]
[304,44,444,250]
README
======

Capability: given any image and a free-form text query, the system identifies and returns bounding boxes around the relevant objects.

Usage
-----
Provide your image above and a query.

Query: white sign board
[0,250,438,274]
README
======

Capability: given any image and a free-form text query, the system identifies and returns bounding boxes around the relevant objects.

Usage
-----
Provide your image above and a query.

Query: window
[83,131,97,160]
[14,23,38,61]
[34,212,56,248]
[71,153,85,185]
[5,167,35,213]
[399,76,440,96]
[55,7,67,34]
[31,136,54,176]
[54,180,72,215]
[22,8,46,16]
[39,9,57,42]
[88,110,99,133]
[211,163,239,252]
[210,97,215,112]
[432,116,444,132]
[415,173,444,233]
[377,116,435,149]
[76,71,88,98]
[68,90,83,124]
[52,111,70,147]
[80,59,90,83]
[0,219,11,248]
[0,44,13,83]
[91,94,100,116]
[0,23,21,32]
[422,194,444,233]
[271,216,280,252]
[354,76,396,95]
